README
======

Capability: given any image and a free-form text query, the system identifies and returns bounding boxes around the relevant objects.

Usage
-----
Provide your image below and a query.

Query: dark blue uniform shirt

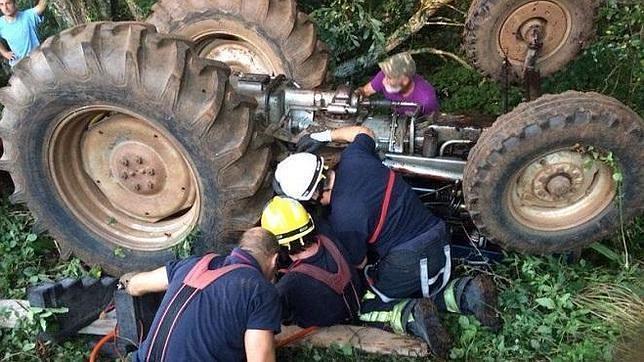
[329,133,442,264]
[134,249,281,362]
[276,225,365,327]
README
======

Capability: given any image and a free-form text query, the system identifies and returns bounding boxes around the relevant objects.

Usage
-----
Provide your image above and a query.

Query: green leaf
[535,297,556,310]
[612,172,623,182]
[113,247,126,258]
[26,234,37,242]
[339,344,353,356]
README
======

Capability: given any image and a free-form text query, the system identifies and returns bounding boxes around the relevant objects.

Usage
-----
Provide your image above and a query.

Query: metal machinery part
[232,74,482,181]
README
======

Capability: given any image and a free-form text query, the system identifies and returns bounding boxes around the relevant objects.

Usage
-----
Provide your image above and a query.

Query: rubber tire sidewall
[466,0,596,81]
[18,91,222,275]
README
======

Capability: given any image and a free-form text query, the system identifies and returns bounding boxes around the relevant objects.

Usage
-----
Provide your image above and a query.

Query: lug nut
[148,168,155,176]
[148,181,154,190]
[121,172,129,180]
[135,184,142,191]
[121,158,129,167]
[136,156,143,165]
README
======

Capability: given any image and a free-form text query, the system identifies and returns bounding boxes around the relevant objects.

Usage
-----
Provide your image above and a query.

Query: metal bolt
[148,168,155,176]
[121,158,129,167]
[136,156,143,165]
[135,184,142,191]
[121,172,129,180]
[130,171,136,177]
[148,182,154,190]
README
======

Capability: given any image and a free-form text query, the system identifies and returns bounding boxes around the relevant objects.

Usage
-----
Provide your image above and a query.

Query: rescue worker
[274,127,501,332]
[261,196,451,358]
[120,227,282,362]
[0,0,47,66]
[354,52,439,116]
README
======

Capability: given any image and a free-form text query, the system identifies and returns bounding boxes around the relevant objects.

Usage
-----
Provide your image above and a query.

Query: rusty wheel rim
[507,149,616,231]
[498,0,571,64]
[196,33,278,75]
[48,106,200,251]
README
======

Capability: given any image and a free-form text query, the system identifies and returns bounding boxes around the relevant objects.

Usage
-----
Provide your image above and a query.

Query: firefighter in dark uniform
[273,125,501,338]
[261,196,452,358]
[120,228,282,362]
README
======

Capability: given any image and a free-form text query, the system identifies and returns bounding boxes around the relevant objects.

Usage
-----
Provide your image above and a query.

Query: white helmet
[274,153,325,201]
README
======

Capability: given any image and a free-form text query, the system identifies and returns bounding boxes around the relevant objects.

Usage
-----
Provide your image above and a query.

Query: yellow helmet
[261,196,315,247]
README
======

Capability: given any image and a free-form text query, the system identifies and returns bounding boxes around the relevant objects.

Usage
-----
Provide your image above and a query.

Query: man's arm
[122,267,169,296]
[356,82,376,97]
[0,42,13,61]
[330,126,375,143]
[244,329,276,362]
[34,0,48,16]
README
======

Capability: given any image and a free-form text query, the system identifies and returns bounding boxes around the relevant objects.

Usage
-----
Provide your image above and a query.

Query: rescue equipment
[287,235,361,320]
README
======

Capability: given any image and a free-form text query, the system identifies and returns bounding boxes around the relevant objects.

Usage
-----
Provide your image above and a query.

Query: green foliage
[430,64,522,115]
[173,229,199,259]
[543,0,643,114]
[0,304,89,361]
[307,0,417,63]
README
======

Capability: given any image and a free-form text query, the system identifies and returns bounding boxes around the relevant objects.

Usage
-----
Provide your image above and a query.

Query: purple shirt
[370,71,439,116]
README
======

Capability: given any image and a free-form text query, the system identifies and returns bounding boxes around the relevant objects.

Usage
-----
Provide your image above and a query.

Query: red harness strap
[367,170,396,245]
[145,254,251,362]
[289,235,351,295]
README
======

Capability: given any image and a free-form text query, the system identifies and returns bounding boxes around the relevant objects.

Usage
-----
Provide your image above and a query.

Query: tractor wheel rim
[196,33,278,75]
[48,106,200,251]
[507,149,616,231]
[498,0,571,64]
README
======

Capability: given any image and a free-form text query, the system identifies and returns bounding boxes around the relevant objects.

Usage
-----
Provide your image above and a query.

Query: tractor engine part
[147,0,329,88]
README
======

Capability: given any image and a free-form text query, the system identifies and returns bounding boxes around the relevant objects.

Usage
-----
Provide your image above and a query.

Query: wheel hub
[200,37,275,75]
[82,114,196,221]
[508,149,616,231]
[499,1,570,63]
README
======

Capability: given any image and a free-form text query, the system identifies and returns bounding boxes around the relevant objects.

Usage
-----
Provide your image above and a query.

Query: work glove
[296,130,332,153]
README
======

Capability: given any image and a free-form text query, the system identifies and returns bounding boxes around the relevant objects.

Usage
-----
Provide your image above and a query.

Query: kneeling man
[121,228,282,362]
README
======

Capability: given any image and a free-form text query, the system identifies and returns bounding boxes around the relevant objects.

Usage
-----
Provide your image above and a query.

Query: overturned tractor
[0,0,641,275]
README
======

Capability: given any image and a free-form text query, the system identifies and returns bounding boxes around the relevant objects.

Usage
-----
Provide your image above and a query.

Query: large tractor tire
[463,91,643,254]
[0,22,273,275]
[147,0,329,88]
[464,0,599,82]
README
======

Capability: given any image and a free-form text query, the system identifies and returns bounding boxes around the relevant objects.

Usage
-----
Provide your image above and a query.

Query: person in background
[355,52,439,116]
[120,228,281,362]
[0,0,47,66]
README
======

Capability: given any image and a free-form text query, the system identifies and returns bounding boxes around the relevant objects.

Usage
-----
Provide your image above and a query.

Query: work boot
[405,299,452,359]
[461,275,501,331]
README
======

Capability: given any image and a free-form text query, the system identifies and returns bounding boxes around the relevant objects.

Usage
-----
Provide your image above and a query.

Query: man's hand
[119,267,169,296]
[1,50,14,61]
[296,130,332,153]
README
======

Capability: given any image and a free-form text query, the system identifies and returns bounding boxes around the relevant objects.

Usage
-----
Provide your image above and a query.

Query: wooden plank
[0,299,30,329]
[2,300,428,356]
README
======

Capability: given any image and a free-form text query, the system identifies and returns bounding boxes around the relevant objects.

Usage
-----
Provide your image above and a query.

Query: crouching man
[120,228,282,362]
[261,196,452,358]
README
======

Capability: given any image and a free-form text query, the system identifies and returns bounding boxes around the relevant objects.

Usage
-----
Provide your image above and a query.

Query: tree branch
[124,0,145,21]
[408,47,473,70]
[385,0,456,53]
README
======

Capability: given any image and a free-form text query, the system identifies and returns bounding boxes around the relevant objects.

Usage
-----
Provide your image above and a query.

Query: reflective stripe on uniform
[419,244,452,298]
[443,278,460,313]
[359,299,410,335]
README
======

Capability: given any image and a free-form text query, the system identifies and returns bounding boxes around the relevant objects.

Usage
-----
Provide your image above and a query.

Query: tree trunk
[123,0,145,21]
[49,0,115,27]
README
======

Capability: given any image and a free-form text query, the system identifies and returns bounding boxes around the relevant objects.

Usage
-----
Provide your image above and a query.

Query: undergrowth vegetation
[0,0,642,361]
